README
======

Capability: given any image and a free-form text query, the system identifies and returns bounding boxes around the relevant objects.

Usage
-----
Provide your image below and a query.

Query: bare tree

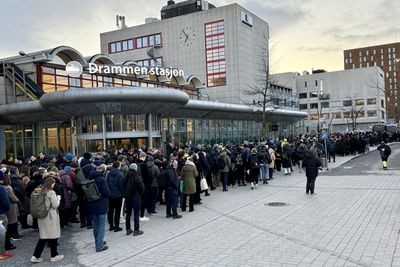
[241,30,280,141]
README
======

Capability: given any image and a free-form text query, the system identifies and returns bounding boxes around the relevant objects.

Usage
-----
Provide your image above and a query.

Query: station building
[0,45,306,160]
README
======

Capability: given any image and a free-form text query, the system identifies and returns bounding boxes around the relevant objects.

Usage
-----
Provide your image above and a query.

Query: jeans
[33,238,58,258]
[92,213,106,251]
[166,194,178,216]
[260,164,269,181]
[220,172,228,190]
[108,197,122,228]
[125,196,141,231]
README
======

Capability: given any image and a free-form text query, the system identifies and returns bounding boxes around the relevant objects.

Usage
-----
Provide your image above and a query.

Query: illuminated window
[367,98,377,105]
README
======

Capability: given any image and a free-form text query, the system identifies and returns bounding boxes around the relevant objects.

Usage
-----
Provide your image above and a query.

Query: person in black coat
[123,163,144,236]
[164,160,182,219]
[302,151,322,195]
[377,141,391,169]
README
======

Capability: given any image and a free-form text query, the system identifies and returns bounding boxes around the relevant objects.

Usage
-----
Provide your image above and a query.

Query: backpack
[30,186,50,219]
[76,166,101,202]
[157,171,167,188]
[250,155,259,169]
[76,167,87,185]
[81,179,101,202]
[217,156,226,170]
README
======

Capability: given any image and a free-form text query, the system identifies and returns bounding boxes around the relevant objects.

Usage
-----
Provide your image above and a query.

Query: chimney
[167,0,175,5]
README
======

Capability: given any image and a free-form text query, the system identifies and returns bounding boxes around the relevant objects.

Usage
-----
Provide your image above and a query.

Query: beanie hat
[129,163,138,171]
[65,153,75,162]
[64,166,71,174]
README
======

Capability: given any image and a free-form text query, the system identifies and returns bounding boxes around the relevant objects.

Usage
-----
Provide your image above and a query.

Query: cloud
[296,46,342,53]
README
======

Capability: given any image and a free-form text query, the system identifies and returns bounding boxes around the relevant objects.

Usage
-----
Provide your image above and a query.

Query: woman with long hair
[30,177,64,263]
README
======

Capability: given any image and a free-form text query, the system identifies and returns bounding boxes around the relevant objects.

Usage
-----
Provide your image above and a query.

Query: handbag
[200,177,208,191]
[179,180,184,192]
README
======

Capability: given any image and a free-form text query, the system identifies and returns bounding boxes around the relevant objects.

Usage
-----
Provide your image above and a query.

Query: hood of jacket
[146,160,155,168]
[89,169,103,180]
[185,160,196,166]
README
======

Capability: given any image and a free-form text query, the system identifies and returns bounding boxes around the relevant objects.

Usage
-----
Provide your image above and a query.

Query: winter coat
[181,160,198,195]
[377,144,391,160]
[87,170,110,215]
[106,167,124,198]
[10,174,25,202]
[165,165,179,197]
[3,185,19,224]
[146,161,161,188]
[0,186,10,215]
[122,169,144,198]
[268,148,276,169]
[302,152,322,178]
[218,151,232,173]
[59,170,74,209]
[38,190,61,239]
[26,176,43,198]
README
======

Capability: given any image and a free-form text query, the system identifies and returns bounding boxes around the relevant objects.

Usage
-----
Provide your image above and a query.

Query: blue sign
[320,130,328,140]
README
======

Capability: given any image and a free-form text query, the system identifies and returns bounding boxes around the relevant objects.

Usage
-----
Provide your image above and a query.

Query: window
[310,114,319,120]
[331,101,342,108]
[116,42,121,52]
[349,52,352,57]
[355,99,364,106]
[310,103,318,109]
[127,40,133,50]
[205,20,226,87]
[321,102,329,108]
[309,92,318,98]
[122,41,128,51]
[367,98,377,105]
[142,37,148,47]
[356,111,364,117]
[343,112,351,118]
[305,81,307,87]
[333,112,341,119]
[345,59,348,64]
[149,35,155,46]
[136,38,142,48]
[367,110,377,117]
[343,100,352,106]
[299,93,307,99]
[110,43,116,53]
[299,104,308,110]
[155,34,161,45]
[315,80,318,86]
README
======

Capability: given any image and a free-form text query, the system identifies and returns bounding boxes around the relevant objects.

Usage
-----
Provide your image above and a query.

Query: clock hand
[182,30,188,38]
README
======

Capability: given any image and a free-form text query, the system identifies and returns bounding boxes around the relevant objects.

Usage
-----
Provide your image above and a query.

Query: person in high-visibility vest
[377,141,391,170]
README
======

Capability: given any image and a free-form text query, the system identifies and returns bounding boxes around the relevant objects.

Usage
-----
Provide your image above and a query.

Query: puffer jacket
[106,167,124,198]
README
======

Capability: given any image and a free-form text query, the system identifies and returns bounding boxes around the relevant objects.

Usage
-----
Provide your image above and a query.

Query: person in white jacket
[31,176,64,263]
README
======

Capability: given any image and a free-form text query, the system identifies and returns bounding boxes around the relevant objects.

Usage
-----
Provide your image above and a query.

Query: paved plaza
[5,144,400,267]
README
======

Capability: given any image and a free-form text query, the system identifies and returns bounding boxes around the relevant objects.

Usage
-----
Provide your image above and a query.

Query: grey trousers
[0,214,8,254]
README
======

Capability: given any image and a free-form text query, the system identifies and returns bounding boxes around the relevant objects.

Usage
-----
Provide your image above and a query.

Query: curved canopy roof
[0,87,306,124]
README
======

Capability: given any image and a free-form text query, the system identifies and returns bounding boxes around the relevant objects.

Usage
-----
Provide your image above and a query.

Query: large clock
[179,26,196,47]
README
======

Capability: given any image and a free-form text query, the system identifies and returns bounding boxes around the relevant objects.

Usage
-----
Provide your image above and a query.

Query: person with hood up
[218,148,231,192]
[377,141,391,170]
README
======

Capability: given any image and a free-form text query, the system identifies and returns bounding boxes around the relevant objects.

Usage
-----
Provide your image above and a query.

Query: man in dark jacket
[302,151,322,195]
[123,163,145,236]
[328,138,337,163]
[145,156,160,215]
[377,141,391,169]
[106,161,124,232]
[165,160,182,219]
[88,165,110,252]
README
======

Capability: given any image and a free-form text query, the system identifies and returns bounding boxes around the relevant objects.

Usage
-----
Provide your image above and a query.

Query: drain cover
[265,202,289,207]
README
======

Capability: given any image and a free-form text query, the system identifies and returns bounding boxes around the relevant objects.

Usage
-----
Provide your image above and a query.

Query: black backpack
[235,153,243,166]
[217,156,226,170]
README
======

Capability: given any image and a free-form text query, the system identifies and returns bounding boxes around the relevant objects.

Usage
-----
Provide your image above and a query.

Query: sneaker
[255,184,259,189]
[50,255,64,262]
[96,245,108,252]
[30,256,42,263]
[114,227,123,232]
[251,182,254,190]
[139,216,150,222]
[126,229,133,235]
[133,230,144,236]
[12,235,22,241]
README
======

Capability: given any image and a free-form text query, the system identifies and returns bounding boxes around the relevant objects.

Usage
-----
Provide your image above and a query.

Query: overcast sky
[1,0,400,73]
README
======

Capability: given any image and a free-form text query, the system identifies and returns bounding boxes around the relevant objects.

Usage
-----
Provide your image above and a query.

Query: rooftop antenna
[116,15,127,29]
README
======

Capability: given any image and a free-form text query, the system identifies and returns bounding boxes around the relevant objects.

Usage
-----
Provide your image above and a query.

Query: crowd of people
[0,130,394,263]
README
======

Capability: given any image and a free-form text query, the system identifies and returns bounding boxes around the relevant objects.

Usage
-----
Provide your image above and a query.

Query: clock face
[179,26,196,47]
